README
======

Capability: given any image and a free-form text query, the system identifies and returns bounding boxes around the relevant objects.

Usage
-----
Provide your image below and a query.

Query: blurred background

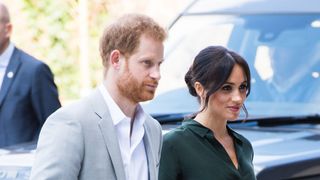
[3,0,191,104]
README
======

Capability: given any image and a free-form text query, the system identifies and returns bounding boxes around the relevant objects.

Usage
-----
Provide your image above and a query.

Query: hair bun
[185,68,197,97]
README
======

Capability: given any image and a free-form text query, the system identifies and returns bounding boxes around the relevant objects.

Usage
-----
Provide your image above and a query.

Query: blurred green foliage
[18,0,108,102]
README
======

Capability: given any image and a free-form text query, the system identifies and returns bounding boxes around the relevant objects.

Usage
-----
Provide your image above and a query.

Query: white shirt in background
[0,42,14,90]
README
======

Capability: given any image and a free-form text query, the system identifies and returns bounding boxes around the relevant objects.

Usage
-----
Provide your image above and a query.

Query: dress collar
[183,119,243,145]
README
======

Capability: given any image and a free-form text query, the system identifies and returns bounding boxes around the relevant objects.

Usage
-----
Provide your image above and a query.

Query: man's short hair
[99,13,167,67]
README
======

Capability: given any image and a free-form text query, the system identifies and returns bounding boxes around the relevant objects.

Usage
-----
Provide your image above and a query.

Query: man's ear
[109,50,121,69]
[5,23,12,38]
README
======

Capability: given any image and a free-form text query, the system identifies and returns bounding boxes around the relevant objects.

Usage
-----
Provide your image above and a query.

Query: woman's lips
[228,106,241,112]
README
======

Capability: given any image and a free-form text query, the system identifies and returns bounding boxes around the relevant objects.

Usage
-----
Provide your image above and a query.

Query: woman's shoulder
[163,123,191,142]
[228,126,253,147]
[164,124,187,137]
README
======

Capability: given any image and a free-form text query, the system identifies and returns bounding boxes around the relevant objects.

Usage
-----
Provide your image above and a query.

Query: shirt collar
[227,127,244,145]
[0,42,14,66]
[98,84,146,127]
[134,104,146,128]
[182,119,211,138]
[183,119,243,145]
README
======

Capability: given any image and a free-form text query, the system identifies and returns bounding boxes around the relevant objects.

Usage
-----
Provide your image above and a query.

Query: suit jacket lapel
[143,119,156,180]
[0,48,21,107]
[89,89,126,180]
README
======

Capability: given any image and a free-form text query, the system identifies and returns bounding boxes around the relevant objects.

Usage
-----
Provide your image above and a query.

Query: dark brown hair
[185,46,251,118]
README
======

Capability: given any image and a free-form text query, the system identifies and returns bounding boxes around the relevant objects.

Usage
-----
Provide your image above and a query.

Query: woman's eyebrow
[224,80,247,85]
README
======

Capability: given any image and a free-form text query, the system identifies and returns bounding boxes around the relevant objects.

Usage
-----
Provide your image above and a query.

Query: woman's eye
[240,84,247,90]
[239,84,248,92]
[222,85,232,91]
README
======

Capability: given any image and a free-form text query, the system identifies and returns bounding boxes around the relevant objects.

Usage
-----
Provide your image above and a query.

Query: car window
[153,14,320,118]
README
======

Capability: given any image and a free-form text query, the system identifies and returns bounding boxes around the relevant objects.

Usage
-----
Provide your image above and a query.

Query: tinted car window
[155,14,320,118]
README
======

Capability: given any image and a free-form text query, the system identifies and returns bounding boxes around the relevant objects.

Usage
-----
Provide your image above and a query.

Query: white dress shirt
[99,85,148,180]
[0,42,14,90]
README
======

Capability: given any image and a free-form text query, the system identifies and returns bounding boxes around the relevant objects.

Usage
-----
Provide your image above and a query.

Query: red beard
[117,70,158,103]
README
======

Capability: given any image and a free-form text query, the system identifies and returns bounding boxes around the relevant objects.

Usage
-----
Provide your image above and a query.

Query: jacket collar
[0,47,21,107]
[88,88,157,180]
[88,89,126,180]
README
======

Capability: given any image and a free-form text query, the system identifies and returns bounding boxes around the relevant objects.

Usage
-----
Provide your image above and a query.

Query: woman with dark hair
[159,46,256,180]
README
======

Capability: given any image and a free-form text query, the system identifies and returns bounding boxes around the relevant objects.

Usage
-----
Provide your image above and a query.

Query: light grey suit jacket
[30,89,163,180]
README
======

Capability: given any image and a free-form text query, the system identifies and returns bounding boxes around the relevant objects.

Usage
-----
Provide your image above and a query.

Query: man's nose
[150,66,161,80]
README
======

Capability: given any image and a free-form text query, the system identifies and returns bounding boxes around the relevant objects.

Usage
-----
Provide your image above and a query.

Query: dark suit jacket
[0,47,61,147]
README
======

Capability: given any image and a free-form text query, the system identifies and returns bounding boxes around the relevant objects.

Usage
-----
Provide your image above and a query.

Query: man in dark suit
[0,3,61,147]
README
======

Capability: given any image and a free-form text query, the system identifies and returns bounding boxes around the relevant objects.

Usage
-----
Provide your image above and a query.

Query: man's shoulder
[144,114,161,130]
[14,47,46,66]
[51,96,94,119]
[48,89,103,123]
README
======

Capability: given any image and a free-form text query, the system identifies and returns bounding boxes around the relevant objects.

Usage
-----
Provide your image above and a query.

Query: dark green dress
[159,119,256,180]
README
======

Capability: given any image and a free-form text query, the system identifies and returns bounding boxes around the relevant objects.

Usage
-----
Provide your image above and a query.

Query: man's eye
[143,60,152,66]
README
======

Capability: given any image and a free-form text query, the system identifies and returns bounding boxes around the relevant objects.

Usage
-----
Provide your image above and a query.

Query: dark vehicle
[144,0,320,179]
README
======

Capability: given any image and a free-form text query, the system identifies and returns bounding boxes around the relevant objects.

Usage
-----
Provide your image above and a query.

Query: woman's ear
[194,82,205,101]
[109,50,121,70]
